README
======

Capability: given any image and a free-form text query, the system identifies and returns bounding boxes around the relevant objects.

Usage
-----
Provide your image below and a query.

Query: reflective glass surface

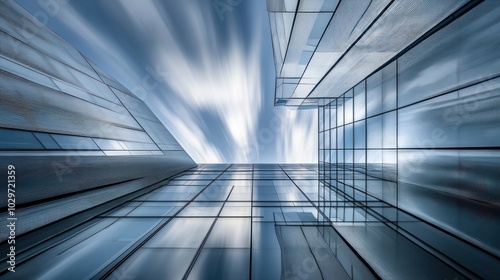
[5,165,380,279]
[317,2,500,278]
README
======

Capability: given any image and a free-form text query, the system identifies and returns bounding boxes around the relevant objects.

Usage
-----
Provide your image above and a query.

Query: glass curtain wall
[318,2,500,279]
[1,164,377,280]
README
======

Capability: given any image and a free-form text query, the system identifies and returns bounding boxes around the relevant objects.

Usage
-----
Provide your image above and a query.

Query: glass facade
[315,1,500,279]
[0,0,195,240]
[1,164,381,279]
[267,0,470,106]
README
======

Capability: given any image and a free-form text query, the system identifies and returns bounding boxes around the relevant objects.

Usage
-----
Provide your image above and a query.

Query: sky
[16,0,317,163]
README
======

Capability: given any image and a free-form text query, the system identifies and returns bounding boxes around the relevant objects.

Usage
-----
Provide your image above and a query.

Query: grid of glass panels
[4,164,378,279]
[268,0,339,106]
[267,0,469,107]
[318,2,500,279]
[318,60,398,224]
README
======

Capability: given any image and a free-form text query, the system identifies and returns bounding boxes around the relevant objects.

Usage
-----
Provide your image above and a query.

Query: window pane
[107,248,196,280]
[187,249,250,280]
[354,81,366,121]
[367,115,382,149]
[205,218,251,248]
[51,134,99,150]
[0,128,43,149]
[354,121,366,149]
[178,202,223,217]
[366,70,383,117]
[145,218,214,248]
[33,132,60,149]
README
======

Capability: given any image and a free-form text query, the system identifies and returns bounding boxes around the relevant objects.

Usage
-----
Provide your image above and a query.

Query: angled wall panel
[0,1,196,240]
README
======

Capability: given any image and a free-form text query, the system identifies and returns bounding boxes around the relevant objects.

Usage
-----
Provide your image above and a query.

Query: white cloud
[116,0,263,163]
[275,107,318,163]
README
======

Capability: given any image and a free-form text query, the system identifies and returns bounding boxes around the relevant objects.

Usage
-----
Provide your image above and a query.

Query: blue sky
[17,0,317,163]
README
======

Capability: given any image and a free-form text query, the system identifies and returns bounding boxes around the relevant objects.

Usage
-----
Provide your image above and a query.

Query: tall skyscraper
[0,0,194,246]
[269,0,500,279]
[0,0,499,279]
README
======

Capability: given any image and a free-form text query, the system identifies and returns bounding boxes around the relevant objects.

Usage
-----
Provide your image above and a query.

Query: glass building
[0,0,195,255]
[0,0,499,279]
[268,0,500,279]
